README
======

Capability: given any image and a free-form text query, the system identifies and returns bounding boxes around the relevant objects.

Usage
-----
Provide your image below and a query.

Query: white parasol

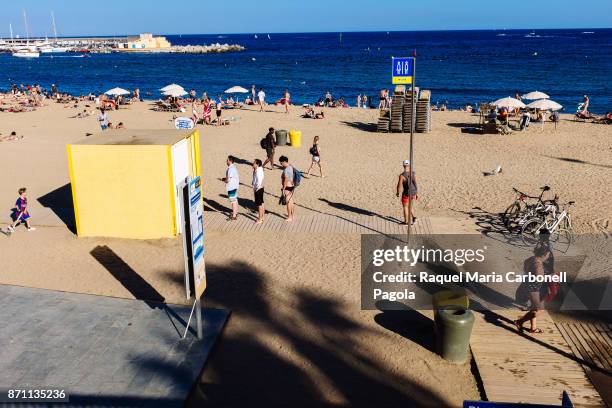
[527,99,563,111]
[160,84,185,92]
[522,91,550,100]
[225,86,249,94]
[105,87,130,96]
[491,96,526,109]
[162,88,188,97]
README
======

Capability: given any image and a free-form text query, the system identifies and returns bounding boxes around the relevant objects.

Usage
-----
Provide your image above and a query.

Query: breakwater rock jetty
[128,43,246,54]
[172,43,246,53]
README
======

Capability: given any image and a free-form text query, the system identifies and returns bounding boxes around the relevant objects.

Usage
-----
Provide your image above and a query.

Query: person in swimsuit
[280,156,295,222]
[514,244,552,334]
[306,136,324,178]
[202,99,212,125]
[379,89,386,109]
[284,89,291,114]
[215,95,223,126]
[191,99,201,125]
[396,160,418,225]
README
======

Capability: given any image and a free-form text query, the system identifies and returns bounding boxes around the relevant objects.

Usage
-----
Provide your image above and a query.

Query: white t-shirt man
[226,164,240,192]
[258,90,266,103]
[252,166,264,191]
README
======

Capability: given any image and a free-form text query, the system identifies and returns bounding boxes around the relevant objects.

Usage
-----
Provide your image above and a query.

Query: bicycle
[502,185,556,232]
[521,199,574,248]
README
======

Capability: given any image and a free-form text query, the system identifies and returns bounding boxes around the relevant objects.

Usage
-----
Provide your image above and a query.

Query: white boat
[13,50,39,58]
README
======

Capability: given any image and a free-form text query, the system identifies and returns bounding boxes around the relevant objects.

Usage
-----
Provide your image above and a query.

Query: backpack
[260,138,268,150]
[309,145,318,156]
[292,166,302,187]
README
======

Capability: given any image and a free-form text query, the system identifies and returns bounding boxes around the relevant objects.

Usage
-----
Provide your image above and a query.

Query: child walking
[8,188,36,232]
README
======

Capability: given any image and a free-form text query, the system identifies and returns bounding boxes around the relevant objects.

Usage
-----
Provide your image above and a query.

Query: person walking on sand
[258,88,266,112]
[215,95,224,126]
[514,244,553,334]
[306,136,324,178]
[279,156,296,222]
[97,108,109,131]
[222,156,240,221]
[396,160,418,225]
[357,94,362,109]
[262,127,277,170]
[252,159,265,224]
[7,188,36,232]
[191,99,201,125]
[284,89,291,114]
[251,85,256,104]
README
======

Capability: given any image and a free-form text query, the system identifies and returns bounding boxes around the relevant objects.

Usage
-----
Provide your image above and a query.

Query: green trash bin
[275,130,288,146]
[435,306,475,364]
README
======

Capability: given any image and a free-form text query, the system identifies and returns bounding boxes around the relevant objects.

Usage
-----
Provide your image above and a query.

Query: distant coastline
[1,29,609,112]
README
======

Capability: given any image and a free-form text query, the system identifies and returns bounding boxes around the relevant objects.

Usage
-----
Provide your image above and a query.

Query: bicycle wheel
[503,202,522,230]
[521,219,543,246]
[551,228,572,251]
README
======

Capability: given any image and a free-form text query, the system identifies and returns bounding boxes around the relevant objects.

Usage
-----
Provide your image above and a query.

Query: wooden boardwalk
[557,322,612,407]
[470,310,605,407]
[203,208,607,407]
[203,210,433,235]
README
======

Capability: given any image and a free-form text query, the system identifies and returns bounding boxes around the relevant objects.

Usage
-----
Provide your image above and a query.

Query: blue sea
[1,29,610,113]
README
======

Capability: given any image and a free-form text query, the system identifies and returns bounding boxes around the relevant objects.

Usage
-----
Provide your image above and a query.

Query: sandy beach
[1,99,610,406]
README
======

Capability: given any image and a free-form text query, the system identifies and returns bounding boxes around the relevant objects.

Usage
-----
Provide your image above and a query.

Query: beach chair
[153,101,172,112]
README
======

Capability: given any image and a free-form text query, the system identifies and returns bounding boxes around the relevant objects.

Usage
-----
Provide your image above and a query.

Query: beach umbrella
[527,99,563,132]
[527,99,563,111]
[104,87,130,96]
[162,88,188,97]
[522,91,550,100]
[224,86,248,94]
[160,84,185,92]
[491,96,526,109]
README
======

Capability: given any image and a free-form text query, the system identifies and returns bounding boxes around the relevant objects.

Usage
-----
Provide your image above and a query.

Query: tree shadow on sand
[188,260,458,407]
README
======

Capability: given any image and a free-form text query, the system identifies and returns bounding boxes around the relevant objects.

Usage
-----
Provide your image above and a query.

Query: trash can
[435,306,475,364]
[289,130,302,147]
[432,291,469,321]
[275,130,288,146]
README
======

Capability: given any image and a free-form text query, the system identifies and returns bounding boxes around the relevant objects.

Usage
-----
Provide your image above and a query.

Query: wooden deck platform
[203,210,433,235]
[556,322,612,407]
[470,310,605,407]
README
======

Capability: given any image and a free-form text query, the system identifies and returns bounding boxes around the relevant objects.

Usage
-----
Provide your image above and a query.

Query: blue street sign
[392,57,414,85]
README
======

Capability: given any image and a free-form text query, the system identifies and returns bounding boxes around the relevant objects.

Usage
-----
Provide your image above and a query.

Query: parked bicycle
[521,199,574,248]
[502,186,557,232]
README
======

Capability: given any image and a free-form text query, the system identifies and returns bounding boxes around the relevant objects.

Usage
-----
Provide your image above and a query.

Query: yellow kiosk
[67,129,201,239]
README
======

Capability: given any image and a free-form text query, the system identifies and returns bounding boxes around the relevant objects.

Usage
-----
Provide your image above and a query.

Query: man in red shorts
[396,160,418,225]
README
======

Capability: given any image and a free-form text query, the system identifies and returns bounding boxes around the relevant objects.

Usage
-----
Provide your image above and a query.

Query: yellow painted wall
[67,145,175,239]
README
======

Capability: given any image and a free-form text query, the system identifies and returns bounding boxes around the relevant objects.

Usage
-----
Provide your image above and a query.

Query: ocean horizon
[2,29,610,112]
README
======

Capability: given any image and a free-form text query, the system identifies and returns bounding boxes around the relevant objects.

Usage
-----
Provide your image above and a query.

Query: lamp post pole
[407,58,416,240]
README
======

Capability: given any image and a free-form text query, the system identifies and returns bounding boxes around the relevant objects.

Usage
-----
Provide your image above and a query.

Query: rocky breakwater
[152,43,246,54]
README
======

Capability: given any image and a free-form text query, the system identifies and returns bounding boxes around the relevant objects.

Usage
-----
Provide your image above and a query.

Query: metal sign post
[408,58,416,240]
[180,176,207,340]
[392,56,416,240]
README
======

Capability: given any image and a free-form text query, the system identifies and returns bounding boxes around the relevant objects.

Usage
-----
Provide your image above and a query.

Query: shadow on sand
[37,183,76,234]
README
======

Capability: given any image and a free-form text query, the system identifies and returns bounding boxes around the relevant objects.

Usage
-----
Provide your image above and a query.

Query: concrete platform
[0,284,229,407]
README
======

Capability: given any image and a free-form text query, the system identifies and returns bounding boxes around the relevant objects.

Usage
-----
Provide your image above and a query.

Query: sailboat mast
[23,10,29,43]
[10,23,13,41]
[51,11,58,40]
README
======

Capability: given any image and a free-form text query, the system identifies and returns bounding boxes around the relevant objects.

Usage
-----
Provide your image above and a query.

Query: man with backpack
[279,156,301,222]
[261,127,277,170]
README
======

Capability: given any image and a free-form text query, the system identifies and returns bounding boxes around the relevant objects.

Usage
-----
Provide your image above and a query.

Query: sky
[2,0,611,37]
